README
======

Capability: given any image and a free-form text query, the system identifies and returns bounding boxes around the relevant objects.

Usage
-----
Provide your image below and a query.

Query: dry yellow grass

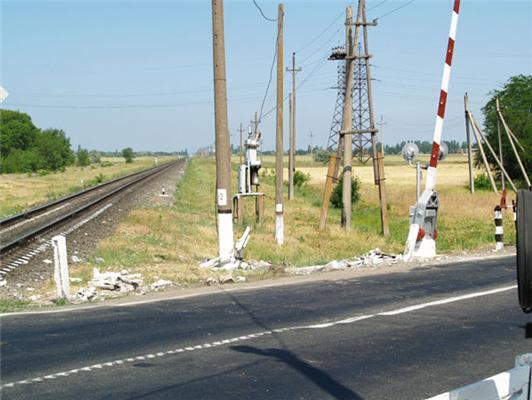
[67,156,515,290]
[0,156,173,217]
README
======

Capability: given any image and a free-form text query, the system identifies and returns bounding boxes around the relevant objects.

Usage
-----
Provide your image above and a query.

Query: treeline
[0,109,186,174]
[384,140,467,155]
[0,109,75,173]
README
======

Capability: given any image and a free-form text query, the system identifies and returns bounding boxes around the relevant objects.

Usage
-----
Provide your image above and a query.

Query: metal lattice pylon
[326,44,373,164]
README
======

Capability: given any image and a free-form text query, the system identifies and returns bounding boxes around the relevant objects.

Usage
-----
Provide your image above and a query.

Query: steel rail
[0,160,179,255]
[0,160,175,228]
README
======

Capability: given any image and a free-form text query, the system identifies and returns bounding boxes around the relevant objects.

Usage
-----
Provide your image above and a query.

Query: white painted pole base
[404,224,436,260]
[217,213,234,263]
[275,213,284,245]
[412,237,436,258]
[52,235,70,299]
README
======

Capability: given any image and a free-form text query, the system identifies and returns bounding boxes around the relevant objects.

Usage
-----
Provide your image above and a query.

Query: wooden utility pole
[496,99,505,191]
[464,93,474,193]
[341,5,355,229]
[361,0,389,236]
[239,122,244,165]
[275,3,284,245]
[287,52,301,200]
[497,100,531,187]
[211,0,233,261]
[377,115,386,152]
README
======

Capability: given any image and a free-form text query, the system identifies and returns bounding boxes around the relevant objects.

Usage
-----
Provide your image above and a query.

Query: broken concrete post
[235,226,251,260]
[52,235,70,299]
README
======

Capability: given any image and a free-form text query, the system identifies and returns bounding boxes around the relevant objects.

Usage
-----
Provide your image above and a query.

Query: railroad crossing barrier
[52,235,70,299]
[427,353,532,400]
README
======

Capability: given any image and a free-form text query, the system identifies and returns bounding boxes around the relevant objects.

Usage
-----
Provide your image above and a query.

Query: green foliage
[89,150,101,164]
[312,148,329,163]
[478,75,532,185]
[122,147,134,163]
[0,110,75,173]
[330,175,361,209]
[293,170,310,188]
[77,146,90,166]
[473,174,494,191]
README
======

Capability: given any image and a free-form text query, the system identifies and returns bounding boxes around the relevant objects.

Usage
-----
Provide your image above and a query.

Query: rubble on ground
[286,249,401,275]
[150,279,173,291]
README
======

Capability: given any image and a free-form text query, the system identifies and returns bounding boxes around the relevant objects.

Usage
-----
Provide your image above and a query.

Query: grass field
[65,154,515,291]
[0,156,173,218]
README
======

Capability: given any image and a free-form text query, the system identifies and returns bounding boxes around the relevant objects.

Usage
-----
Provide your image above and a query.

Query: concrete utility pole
[361,0,389,236]
[289,93,294,198]
[464,93,474,193]
[341,5,355,229]
[287,52,301,200]
[496,98,505,191]
[239,122,244,165]
[212,0,234,261]
[275,3,284,245]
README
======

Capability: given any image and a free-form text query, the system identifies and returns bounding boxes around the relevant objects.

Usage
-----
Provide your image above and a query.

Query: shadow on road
[231,345,364,400]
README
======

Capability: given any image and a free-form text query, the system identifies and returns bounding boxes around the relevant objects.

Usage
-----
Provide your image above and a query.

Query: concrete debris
[287,249,401,275]
[248,260,272,271]
[94,257,105,265]
[0,280,6,287]
[200,257,220,269]
[205,274,246,286]
[219,274,235,284]
[69,277,82,283]
[30,295,41,302]
[71,255,81,263]
[205,277,218,286]
[76,286,97,302]
[90,268,143,292]
[236,276,247,283]
[43,259,52,264]
[150,279,173,290]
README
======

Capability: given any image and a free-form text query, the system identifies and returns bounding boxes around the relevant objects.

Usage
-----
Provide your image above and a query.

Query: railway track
[0,160,181,278]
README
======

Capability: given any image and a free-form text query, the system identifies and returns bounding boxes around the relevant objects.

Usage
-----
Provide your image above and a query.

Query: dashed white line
[0,284,516,390]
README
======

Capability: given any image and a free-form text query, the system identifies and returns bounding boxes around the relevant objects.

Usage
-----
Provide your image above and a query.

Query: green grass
[65,156,515,289]
[0,299,31,313]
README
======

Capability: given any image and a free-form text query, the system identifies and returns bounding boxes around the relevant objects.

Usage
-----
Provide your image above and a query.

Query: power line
[258,32,278,121]
[367,0,389,11]
[295,10,344,54]
[373,0,416,20]
[252,0,276,22]
[299,25,343,65]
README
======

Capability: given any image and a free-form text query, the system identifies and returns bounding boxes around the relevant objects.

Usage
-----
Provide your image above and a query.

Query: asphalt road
[1,255,530,399]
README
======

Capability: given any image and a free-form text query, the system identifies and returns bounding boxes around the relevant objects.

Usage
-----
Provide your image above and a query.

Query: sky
[1,0,531,153]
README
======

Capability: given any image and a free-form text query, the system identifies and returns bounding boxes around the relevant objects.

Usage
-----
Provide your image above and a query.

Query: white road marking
[0,284,516,390]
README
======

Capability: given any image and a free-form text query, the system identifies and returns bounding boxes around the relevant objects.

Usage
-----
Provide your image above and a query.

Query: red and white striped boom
[425,0,460,191]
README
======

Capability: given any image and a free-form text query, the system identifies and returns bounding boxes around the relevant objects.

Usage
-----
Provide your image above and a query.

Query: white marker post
[52,235,70,299]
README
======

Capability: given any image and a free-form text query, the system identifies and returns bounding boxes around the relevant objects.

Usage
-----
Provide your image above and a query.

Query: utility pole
[275,3,284,245]
[239,123,244,165]
[377,115,386,152]
[341,4,355,229]
[360,0,389,236]
[464,93,474,193]
[211,0,233,262]
[496,98,505,191]
[251,112,259,135]
[287,52,301,200]
[309,131,313,152]
[289,92,294,199]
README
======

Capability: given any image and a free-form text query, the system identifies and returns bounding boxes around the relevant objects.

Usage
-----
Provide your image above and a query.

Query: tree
[330,175,360,209]
[35,129,75,171]
[122,147,134,163]
[478,75,531,184]
[77,146,90,166]
[0,109,39,158]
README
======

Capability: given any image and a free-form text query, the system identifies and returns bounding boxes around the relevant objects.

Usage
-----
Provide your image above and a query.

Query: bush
[473,173,494,190]
[331,175,361,209]
[122,147,134,163]
[77,146,90,167]
[312,149,329,163]
[293,170,310,188]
